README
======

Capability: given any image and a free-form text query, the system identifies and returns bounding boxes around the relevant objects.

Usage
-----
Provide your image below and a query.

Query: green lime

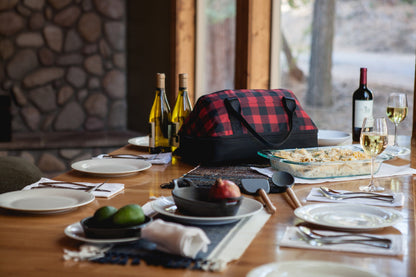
[112,204,145,227]
[93,206,118,223]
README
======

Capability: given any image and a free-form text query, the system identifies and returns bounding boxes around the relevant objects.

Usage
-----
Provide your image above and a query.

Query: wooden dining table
[0,143,414,277]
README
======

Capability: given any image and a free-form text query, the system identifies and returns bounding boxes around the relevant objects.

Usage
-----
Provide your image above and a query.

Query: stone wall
[0,0,126,132]
[0,0,133,177]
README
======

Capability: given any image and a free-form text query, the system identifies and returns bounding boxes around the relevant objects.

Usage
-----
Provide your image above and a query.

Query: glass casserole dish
[258,145,394,179]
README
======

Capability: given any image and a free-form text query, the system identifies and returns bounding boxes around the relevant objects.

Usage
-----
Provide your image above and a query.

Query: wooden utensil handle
[287,187,302,208]
[259,189,277,214]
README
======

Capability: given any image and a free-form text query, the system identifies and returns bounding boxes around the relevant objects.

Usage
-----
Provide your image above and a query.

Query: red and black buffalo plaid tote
[176,89,318,164]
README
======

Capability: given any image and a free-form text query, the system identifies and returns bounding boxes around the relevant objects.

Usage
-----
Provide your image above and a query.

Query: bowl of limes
[81,204,151,239]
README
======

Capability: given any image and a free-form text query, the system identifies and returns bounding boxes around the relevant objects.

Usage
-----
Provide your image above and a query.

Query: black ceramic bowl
[80,216,152,239]
[172,186,243,217]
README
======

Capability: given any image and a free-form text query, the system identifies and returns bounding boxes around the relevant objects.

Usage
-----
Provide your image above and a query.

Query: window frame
[172,0,281,101]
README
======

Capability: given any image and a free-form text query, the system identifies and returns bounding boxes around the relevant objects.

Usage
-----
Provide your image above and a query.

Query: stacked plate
[318,130,351,146]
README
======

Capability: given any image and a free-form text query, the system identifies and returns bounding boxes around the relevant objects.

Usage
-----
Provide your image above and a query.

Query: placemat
[161,164,285,193]
[279,226,403,256]
[89,210,270,272]
[92,220,238,270]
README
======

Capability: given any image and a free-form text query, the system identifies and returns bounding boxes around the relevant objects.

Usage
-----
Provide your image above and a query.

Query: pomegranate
[209,178,241,200]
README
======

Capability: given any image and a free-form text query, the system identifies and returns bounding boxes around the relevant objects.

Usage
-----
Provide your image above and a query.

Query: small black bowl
[80,216,152,239]
[172,186,243,217]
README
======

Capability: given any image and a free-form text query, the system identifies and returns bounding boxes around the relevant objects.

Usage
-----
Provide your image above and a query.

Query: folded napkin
[142,219,211,259]
[306,187,404,207]
[141,198,211,258]
[279,226,403,256]
[23,177,124,198]
[251,163,416,184]
[95,152,172,165]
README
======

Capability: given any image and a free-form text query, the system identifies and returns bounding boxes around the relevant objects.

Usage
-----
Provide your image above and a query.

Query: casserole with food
[258,145,393,179]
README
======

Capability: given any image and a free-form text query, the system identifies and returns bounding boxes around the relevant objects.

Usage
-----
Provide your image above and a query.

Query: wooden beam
[411,52,416,168]
[270,0,282,88]
[170,0,196,104]
[235,0,249,89]
[235,0,272,89]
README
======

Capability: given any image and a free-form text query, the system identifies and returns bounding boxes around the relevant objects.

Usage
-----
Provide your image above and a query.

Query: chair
[0,156,42,193]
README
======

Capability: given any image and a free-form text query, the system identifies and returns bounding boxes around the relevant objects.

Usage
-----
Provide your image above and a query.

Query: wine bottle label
[171,122,180,147]
[354,100,373,128]
[149,122,156,147]
[165,123,171,140]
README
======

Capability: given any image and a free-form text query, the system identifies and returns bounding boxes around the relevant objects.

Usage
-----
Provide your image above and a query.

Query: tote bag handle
[224,96,296,148]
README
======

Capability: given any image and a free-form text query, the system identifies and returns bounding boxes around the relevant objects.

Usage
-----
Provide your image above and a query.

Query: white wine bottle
[149,73,171,153]
[171,73,192,151]
[352,67,373,142]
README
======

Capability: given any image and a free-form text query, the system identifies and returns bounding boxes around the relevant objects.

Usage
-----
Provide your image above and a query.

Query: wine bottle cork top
[359,68,367,85]
[156,73,165,89]
[179,73,188,88]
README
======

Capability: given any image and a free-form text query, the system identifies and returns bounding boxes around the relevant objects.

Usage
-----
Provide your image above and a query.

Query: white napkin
[141,198,211,258]
[95,152,172,165]
[23,177,124,198]
[279,226,403,256]
[251,163,416,184]
[142,219,211,259]
[306,187,404,207]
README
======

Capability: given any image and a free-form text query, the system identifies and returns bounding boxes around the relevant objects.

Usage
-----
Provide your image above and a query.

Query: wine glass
[359,117,388,192]
[386,92,409,155]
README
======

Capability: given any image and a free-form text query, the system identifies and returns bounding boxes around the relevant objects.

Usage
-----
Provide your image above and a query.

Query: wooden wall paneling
[270,0,282,89]
[411,51,416,167]
[235,0,272,89]
[170,0,196,104]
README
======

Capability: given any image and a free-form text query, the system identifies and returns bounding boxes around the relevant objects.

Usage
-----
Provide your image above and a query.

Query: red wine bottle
[352,68,373,142]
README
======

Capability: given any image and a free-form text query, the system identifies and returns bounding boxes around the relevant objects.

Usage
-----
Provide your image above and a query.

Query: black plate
[172,184,243,217]
[80,216,152,239]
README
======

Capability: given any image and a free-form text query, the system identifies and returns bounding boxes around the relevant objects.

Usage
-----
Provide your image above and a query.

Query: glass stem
[369,156,375,190]
[394,124,398,146]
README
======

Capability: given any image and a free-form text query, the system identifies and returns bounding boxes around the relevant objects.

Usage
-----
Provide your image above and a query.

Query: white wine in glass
[359,117,388,192]
[386,92,409,155]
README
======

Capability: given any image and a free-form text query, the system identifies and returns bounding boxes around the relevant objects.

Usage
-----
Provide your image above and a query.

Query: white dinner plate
[246,261,380,277]
[152,196,263,225]
[294,203,402,231]
[128,136,149,147]
[71,159,151,177]
[318,130,351,146]
[0,189,95,214]
[64,222,140,244]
